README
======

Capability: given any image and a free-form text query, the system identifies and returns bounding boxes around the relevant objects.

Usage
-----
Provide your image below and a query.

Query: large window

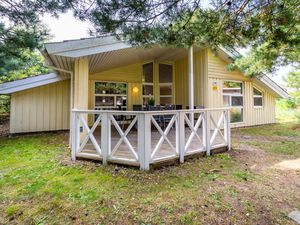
[253,87,263,107]
[159,64,173,105]
[142,63,154,105]
[94,82,127,109]
[223,81,243,123]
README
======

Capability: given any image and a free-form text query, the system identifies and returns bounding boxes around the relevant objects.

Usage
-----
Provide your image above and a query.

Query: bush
[0,95,10,114]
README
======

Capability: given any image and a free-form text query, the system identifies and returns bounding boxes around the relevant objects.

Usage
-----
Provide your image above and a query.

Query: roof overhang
[0,73,69,94]
[43,35,203,74]
[44,36,131,58]
[42,35,289,99]
[217,47,289,99]
[254,75,289,98]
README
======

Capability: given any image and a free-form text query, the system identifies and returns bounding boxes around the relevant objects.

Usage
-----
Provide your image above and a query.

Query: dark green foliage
[0,0,76,80]
[78,0,299,76]
[286,67,300,106]
[0,95,10,114]
[0,0,299,80]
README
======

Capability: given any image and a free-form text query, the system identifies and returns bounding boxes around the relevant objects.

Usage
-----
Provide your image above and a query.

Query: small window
[253,88,263,107]
[223,81,244,123]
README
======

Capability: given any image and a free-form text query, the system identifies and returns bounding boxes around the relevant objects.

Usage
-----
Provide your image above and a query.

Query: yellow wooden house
[0,35,287,133]
[0,36,288,169]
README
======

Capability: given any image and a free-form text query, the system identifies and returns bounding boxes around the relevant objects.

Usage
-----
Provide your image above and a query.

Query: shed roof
[0,73,69,94]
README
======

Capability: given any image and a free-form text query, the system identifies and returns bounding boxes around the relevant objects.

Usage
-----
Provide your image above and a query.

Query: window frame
[142,62,155,105]
[158,63,174,105]
[253,87,263,108]
[222,80,244,124]
[94,81,128,110]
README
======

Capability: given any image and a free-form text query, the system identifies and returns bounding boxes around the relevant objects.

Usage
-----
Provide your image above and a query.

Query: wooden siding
[174,49,207,108]
[206,49,276,127]
[10,80,70,133]
[88,63,143,111]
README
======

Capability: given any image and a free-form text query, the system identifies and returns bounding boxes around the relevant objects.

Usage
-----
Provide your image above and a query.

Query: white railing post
[71,111,76,161]
[72,112,81,159]
[138,113,151,170]
[101,112,109,165]
[224,109,231,150]
[204,111,211,156]
[178,111,185,163]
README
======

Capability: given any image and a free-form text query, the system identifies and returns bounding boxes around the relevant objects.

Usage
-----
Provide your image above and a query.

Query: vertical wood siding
[10,80,70,133]
[88,62,143,111]
[206,49,276,127]
[174,49,207,108]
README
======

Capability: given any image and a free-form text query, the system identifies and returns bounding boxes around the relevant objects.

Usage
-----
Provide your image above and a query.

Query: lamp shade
[132,86,139,93]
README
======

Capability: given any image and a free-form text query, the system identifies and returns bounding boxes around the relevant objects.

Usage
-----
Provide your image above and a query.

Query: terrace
[71,108,231,170]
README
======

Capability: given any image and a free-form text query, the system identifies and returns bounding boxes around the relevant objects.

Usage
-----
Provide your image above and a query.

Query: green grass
[0,123,299,224]
[236,123,300,137]
[243,140,300,156]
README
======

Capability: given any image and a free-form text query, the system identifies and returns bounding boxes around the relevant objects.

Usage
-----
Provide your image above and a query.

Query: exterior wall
[206,49,276,127]
[88,63,143,111]
[174,49,207,108]
[9,48,278,133]
[10,80,70,133]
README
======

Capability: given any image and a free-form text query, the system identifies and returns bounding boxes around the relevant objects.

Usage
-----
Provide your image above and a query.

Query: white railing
[71,108,231,170]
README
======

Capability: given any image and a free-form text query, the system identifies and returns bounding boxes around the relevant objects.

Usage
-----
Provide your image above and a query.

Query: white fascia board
[45,36,131,58]
[218,46,288,98]
[0,73,69,94]
[255,75,289,98]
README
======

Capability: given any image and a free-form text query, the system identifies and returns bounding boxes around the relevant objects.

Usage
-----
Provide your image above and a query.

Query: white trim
[253,87,263,107]
[222,80,244,123]
[158,63,174,105]
[0,73,69,94]
[45,36,131,58]
[142,62,155,105]
[93,81,128,110]
[255,75,288,98]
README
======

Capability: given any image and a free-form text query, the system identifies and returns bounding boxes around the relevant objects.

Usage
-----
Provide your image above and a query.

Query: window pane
[160,97,172,105]
[254,97,263,106]
[253,88,262,96]
[230,108,243,123]
[159,64,173,83]
[95,82,108,94]
[143,85,153,95]
[95,96,114,106]
[115,83,127,95]
[160,85,172,95]
[95,82,126,94]
[223,95,230,106]
[142,63,153,83]
[116,96,127,107]
[223,81,242,94]
[231,96,243,106]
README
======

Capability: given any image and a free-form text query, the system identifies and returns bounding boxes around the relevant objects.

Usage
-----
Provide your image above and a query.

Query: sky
[43,11,291,87]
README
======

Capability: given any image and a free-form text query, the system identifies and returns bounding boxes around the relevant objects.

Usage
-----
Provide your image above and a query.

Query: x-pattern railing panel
[184,112,205,152]
[78,113,102,156]
[209,111,227,146]
[150,113,178,161]
[109,114,138,161]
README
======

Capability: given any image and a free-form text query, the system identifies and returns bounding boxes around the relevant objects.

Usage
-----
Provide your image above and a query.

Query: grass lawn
[0,123,299,224]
